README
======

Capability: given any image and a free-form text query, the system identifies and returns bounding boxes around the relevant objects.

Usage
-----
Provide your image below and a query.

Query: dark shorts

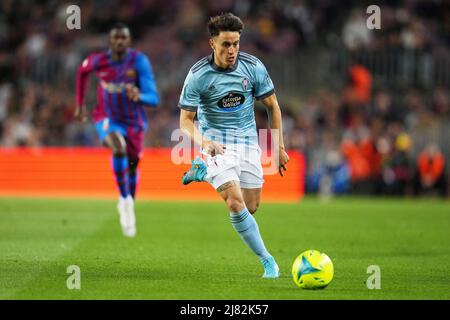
[95,118,145,160]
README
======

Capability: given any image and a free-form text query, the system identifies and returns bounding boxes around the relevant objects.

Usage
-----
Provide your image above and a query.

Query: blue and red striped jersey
[76,48,159,131]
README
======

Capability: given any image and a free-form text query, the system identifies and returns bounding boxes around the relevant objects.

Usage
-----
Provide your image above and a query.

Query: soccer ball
[292,249,334,289]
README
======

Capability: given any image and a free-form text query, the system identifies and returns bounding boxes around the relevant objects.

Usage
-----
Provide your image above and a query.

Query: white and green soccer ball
[292,249,334,289]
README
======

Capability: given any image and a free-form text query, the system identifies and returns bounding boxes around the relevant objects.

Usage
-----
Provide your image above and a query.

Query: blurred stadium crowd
[0,0,449,196]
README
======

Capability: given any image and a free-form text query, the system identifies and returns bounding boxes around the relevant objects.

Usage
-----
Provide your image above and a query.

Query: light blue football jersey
[179,52,275,146]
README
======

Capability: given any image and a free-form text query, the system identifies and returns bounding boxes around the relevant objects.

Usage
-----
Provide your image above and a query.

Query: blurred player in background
[179,13,289,278]
[75,23,160,237]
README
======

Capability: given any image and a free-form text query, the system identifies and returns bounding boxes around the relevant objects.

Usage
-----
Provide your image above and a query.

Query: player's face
[210,31,240,69]
[110,28,130,55]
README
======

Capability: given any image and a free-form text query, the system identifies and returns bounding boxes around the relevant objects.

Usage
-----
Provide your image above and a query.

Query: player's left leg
[239,145,264,215]
[128,158,139,198]
[206,149,278,278]
[124,127,145,199]
[229,144,278,277]
[241,188,261,215]
[216,178,279,278]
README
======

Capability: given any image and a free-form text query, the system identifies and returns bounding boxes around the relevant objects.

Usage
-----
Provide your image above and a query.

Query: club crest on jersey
[242,77,249,91]
[126,69,136,79]
[217,92,245,111]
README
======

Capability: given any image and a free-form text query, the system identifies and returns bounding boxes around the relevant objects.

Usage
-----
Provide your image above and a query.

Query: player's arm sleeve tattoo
[216,181,239,192]
[136,53,160,106]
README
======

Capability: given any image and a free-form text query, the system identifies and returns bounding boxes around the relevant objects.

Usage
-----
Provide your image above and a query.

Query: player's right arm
[179,109,225,156]
[75,55,96,122]
[179,109,203,147]
[178,70,224,156]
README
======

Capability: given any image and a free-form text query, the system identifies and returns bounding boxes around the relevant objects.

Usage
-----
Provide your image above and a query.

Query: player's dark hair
[111,22,129,31]
[110,23,130,35]
[207,13,244,37]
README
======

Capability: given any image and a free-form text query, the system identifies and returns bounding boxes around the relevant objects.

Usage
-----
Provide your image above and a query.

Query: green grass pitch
[1,197,449,299]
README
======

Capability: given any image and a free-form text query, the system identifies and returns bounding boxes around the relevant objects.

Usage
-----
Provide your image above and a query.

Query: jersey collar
[208,53,239,73]
[107,48,130,63]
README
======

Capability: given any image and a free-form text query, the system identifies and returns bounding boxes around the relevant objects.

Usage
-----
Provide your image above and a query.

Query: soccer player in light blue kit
[179,13,289,278]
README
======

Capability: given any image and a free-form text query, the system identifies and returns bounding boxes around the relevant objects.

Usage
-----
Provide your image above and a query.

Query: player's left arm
[254,59,289,176]
[261,93,290,176]
[127,53,160,106]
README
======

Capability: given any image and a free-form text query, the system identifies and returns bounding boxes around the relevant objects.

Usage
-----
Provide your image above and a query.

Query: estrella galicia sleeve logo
[217,92,245,112]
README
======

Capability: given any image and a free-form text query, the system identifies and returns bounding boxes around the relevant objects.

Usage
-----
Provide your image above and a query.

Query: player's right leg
[104,131,130,197]
[182,157,207,185]
[214,175,279,278]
